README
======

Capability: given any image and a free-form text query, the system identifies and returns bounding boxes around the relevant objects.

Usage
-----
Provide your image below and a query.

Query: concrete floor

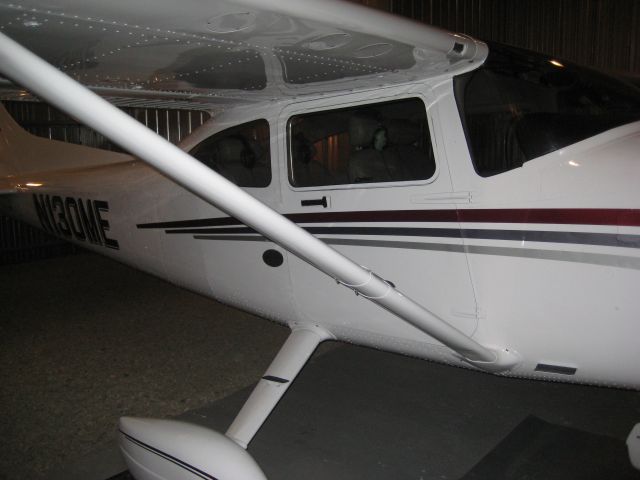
[2,252,639,479]
[177,346,640,479]
[0,252,288,479]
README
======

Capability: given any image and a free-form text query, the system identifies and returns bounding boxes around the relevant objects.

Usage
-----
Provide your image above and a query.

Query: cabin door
[279,95,479,346]
[151,118,297,324]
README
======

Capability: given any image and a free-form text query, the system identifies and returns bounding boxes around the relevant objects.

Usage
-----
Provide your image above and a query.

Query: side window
[190,119,271,188]
[288,98,435,188]
[454,43,640,177]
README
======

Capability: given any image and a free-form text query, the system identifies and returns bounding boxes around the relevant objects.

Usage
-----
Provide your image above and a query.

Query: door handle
[301,196,328,208]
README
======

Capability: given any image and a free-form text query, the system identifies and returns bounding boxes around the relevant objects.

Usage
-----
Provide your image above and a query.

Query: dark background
[366,0,639,76]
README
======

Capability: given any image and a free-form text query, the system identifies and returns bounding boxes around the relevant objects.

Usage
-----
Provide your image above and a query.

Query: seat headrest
[215,136,259,168]
[215,137,246,165]
[349,114,379,148]
[387,120,420,146]
[292,133,315,165]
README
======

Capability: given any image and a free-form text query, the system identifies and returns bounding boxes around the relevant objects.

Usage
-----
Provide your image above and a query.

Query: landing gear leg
[226,326,332,447]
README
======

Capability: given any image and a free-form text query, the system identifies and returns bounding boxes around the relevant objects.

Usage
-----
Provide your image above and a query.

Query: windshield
[454,43,640,177]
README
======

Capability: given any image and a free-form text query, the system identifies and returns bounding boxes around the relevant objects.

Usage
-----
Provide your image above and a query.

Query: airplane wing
[0,0,483,110]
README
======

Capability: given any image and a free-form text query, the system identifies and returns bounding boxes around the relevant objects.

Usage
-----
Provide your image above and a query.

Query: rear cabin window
[190,119,271,188]
[288,98,435,187]
[454,43,640,177]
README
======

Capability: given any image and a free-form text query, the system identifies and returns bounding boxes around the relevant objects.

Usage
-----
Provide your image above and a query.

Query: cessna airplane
[1,0,639,478]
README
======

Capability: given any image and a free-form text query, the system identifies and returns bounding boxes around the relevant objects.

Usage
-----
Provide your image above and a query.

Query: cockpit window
[454,43,640,177]
[288,98,435,187]
[190,119,270,188]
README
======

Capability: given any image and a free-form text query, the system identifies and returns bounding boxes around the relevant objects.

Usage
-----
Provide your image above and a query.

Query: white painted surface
[120,417,267,480]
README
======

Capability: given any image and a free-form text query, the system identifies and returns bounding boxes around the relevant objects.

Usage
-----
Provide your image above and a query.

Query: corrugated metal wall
[4,101,210,149]
[0,102,210,265]
[0,215,80,265]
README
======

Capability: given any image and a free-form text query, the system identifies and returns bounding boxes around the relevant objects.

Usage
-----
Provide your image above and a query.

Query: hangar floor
[2,252,639,479]
[0,252,288,479]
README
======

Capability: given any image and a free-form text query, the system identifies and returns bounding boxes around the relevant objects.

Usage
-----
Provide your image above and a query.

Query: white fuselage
[5,78,640,389]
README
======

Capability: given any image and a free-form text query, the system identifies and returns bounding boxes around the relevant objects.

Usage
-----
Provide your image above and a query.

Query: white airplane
[0,0,639,478]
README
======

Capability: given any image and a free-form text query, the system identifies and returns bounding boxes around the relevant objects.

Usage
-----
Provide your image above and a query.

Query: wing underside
[0,0,484,110]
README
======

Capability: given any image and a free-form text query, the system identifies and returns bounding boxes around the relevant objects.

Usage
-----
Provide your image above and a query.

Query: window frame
[284,95,440,192]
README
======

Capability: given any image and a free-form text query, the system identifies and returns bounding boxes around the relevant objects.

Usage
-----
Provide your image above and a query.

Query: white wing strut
[0,32,518,371]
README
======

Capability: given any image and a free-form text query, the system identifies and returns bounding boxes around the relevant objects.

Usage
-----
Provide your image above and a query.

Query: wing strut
[0,32,518,372]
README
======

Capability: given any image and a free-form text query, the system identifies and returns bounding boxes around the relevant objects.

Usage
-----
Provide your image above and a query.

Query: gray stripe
[323,238,640,270]
[309,227,640,249]
[324,238,466,253]
[464,244,640,270]
[192,235,640,270]
[462,229,640,249]
[191,226,640,249]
